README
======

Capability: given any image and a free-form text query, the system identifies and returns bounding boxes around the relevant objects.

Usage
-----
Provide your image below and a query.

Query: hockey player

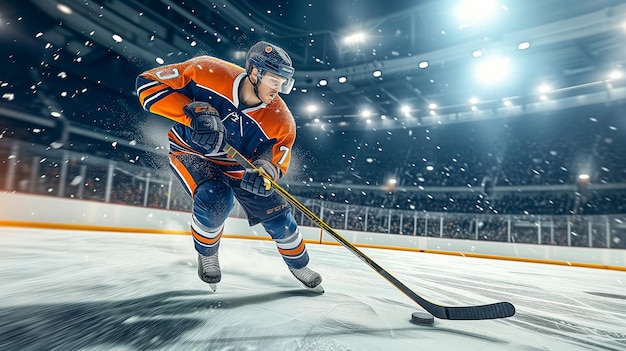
[135,41,322,291]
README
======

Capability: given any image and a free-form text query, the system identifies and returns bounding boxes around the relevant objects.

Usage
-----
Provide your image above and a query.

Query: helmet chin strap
[248,71,263,103]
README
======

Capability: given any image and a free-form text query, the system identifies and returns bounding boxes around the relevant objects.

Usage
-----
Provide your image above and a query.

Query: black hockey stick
[224,143,515,320]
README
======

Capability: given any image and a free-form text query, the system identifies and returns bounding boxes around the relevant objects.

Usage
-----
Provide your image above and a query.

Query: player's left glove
[240,159,279,197]
[183,102,225,155]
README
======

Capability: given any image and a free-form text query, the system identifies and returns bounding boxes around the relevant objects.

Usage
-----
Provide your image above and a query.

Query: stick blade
[444,302,516,320]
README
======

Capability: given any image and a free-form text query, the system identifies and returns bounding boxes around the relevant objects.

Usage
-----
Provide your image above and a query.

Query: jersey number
[155,68,180,80]
[278,146,290,165]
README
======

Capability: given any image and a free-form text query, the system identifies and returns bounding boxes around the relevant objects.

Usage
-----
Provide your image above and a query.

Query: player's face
[257,72,287,104]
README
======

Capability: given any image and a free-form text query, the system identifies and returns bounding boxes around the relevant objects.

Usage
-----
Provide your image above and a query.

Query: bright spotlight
[609,70,623,79]
[428,103,437,109]
[306,104,318,113]
[338,76,347,84]
[318,79,328,86]
[400,105,411,116]
[578,173,590,181]
[361,109,372,118]
[475,57,510,84]
[503,100,512,106]
[418,61,429,69]
[344,32,366,44]
[456,0,500,28]
[538,84,551,93]
[472,50,484,58]
[517,41,531,50]
[372,70,382,78]
[469,97,479,104]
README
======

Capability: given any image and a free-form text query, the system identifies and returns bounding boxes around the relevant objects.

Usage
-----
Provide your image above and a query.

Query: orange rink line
[1,219,625,272]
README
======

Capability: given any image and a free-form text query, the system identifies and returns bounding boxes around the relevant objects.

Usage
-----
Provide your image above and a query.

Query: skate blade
[208,283,217,292]
[306,284,324,293]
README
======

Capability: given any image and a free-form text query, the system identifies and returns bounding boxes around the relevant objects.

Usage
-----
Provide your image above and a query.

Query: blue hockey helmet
[245,41,295,94]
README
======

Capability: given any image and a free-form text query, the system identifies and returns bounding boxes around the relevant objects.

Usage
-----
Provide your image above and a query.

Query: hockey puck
[411,312,435,325]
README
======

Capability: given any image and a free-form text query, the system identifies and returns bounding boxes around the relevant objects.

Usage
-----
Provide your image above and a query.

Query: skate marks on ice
[0,290,207,351]
[396,267,626,351]
[0,288,328,351]
[1,228,626,350]
[326,244,626,351]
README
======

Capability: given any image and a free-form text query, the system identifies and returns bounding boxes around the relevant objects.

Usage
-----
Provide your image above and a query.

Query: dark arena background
[1,1,626,350]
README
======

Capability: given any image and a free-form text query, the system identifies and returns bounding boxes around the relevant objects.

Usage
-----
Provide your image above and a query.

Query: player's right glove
[183,102,225,155]
[240,159,279,197]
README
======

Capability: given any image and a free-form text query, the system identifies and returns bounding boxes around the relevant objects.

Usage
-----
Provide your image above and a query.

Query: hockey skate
[289,266,324,293]
[198,253,221,292]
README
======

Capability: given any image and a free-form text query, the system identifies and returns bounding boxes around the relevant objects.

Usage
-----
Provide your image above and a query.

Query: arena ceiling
[2,0,626,136]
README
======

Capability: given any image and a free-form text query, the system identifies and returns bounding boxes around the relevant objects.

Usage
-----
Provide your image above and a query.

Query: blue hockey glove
[240,160,279,197]
[183,102,225,154]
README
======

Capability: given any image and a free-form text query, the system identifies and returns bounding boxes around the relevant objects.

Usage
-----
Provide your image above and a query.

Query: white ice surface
[0,227,625,351]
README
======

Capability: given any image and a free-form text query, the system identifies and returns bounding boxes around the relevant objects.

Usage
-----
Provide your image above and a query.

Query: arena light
[578,173,590,181]
[306,104,318,113]
[344,32,366,44]
[400,105,411,116]
[428,103,437,110]
[538,84,551,93]
[517,41,531,50]
[361,109,372,118]
[609,70,623,80]
[469,97,479,104]
[418,61,429,69]
[338,76,347,84]
[475,57,510,84]
[318,79,328,86]
[372,70,382,78]
[456,0,500,28]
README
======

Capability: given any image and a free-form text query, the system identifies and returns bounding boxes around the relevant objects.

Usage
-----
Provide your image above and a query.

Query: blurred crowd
[289,187,626,215]
[1,102,625,248]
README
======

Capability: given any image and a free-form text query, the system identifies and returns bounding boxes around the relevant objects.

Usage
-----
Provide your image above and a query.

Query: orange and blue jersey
[135,56,296,179]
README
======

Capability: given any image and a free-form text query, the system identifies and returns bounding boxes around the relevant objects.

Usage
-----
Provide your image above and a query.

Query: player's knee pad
[193,181,234,229]
[262,211,298,240]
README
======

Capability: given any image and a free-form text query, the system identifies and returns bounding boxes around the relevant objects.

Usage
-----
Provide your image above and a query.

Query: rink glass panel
[1,138,624,249]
